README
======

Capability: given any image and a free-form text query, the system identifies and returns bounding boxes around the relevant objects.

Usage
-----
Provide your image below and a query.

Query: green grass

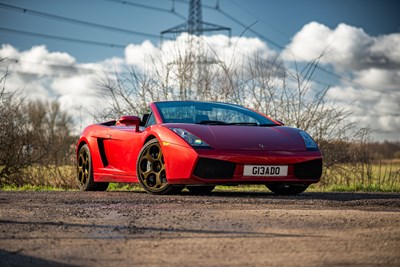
[312,183,400,193]
[215,185,268,192]
[1,183,399,193]
[107,183,144,191]
[321,161,400,192]
[1,161,399,192]
[0,184,70,191]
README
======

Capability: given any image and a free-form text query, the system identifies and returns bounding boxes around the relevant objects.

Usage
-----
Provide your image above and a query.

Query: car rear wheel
[187,185,215,194]
[266,183,309,195]
[77,144,109,191]
[137,139,183,195]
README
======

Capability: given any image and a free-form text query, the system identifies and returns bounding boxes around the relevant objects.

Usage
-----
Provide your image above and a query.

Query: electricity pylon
[161,0,231,99]
[161,0,231,37]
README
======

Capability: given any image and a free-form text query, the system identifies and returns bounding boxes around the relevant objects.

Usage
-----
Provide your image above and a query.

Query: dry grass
[1,161,399,192]
[317,161,400,192]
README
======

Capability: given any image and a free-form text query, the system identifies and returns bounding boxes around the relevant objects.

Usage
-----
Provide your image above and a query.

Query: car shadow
[206,191,400,202]
[0,249,77,267]
[0,219,315,241]
[112,189,400,203]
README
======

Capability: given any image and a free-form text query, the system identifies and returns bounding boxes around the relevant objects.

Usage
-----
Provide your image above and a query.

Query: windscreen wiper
[196,121,278,126]
[195,120,228,125]
[259,123,279,127]
[227,122,258,126]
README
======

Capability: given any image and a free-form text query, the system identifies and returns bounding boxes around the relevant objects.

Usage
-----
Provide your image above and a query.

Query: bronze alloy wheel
[77,144,108,191]
[137,139,183,194]
[77,145,90,189]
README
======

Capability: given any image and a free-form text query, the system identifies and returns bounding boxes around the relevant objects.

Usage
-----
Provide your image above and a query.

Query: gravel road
[0,190,399,267]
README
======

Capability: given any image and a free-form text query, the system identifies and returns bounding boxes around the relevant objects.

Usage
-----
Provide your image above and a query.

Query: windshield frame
[153,101,279,126]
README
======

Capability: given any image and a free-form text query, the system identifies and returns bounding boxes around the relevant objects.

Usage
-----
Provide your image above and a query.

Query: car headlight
[299,131,319,151]
[170,128,210,147]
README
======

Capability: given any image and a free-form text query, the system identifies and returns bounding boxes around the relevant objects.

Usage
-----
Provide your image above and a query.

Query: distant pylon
[189,0,201,35]
[160,0,230,100]
[161,0,231,38]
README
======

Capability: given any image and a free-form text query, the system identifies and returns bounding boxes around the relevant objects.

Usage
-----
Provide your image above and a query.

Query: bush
[0,62,76,187]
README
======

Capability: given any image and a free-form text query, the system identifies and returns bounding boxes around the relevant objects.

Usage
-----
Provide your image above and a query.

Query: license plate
[243,165,288,177]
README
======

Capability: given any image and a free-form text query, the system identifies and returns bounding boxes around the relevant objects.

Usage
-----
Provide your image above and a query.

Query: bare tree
[0,66,29,183]
[0,59,75,187]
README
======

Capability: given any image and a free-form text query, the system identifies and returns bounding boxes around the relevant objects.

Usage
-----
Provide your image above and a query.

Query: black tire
[266,183,309,195]
[137,139,183,195]
[187,186,215,195]
[77,144,109,191]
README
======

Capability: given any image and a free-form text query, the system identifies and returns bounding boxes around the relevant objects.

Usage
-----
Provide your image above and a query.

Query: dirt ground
[0,190,399,267]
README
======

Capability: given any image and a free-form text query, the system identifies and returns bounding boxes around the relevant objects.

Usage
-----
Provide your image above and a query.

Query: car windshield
[154,101,278,126]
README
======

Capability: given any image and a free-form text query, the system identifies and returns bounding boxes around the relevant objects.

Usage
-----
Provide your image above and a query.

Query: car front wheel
[137,139,183,195]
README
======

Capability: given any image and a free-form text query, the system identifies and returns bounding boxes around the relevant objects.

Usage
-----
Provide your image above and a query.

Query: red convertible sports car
[77,101,322,195]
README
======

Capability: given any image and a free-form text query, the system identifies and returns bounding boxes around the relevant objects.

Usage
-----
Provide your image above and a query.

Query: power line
[0,27,127,49]
[229,0,291,40]
[0,68,72,79]
[2,57,132,77]
[174,0,284,49]
[167,1,334,88]
[176,0,340,84]
[103,0,187,20]
[208,5,361,87]
[0,2,168,40]
[171,2,352,87]
[2,60,394,96]
[4,58,99,75]
[0,1,363,88]
[217,9,285,50]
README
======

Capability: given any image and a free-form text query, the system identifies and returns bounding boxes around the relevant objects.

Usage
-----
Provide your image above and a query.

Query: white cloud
[0,37,277,132]
[124,33,277,73]
[17,45,76,77]
[125,40,157,67]
[282,22,333,62]
[203,34,276,63]
[283,22,400,141]
[0,44,19,59]
[369,34,400,68]
[374,93,400,118]
[327,85,400,139]
[4,74,51,100]
[283,22,400,71]
[51,75,100,105]
[0,44,105,133]
[327,86,380,106]
[1,25,399,141]
[354,68,400,91]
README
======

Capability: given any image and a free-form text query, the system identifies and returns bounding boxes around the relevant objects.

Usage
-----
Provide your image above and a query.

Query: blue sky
[0,0,399,141]
[1,0,398,62]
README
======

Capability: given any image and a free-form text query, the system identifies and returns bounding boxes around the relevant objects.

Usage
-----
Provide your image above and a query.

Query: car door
[103,125,142,176]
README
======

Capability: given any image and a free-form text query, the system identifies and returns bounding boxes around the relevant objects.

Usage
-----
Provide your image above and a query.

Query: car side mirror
[116,115,141,131]
[276,119,285,125]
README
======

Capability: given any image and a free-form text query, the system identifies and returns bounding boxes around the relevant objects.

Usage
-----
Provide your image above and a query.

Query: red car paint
[77,101,322,187]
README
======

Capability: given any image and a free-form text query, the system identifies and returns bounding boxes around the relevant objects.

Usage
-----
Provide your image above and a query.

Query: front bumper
[163,145,322,185]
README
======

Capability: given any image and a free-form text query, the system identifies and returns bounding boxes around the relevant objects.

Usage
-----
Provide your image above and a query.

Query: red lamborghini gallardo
[76,101,322,195]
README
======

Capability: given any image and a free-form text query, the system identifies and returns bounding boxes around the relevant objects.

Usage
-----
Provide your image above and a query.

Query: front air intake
[193,158,236,179]
[294,159,323,180]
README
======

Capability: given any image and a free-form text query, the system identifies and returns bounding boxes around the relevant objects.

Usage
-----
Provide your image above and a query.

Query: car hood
[165,124,307,151]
